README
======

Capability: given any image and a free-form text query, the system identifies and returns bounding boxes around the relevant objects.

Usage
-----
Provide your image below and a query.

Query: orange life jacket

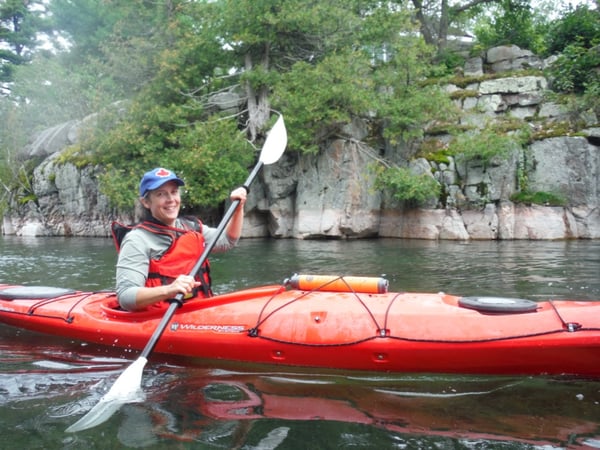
[111,218,212,298]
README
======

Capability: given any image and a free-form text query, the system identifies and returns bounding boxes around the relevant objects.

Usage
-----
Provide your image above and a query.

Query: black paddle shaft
[139,161,265,359]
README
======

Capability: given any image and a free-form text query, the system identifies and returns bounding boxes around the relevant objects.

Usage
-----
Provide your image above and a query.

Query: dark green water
[0,236,599,449]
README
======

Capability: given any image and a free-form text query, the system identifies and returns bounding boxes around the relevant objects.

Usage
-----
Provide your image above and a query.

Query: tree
[192,0,378,140]
[0,0,48,86]
[75,0,377,207]
[410,0,501,53]
[473,0,542,52]
[48,0,177,98]
[545,4,600,55]
[65,0,456,211]
[170,0,455,150]
[543,6,600,94]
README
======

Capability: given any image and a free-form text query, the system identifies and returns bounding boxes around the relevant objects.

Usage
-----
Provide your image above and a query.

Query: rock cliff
[3,45,599,239]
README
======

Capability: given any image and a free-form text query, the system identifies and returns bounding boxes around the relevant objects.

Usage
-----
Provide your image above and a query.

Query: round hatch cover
[459,296,538,313]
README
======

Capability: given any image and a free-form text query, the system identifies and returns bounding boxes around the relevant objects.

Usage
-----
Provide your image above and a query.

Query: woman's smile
[142,181,181,226]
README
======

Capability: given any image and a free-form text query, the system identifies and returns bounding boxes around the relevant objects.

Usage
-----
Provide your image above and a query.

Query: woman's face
[140,181,181,226]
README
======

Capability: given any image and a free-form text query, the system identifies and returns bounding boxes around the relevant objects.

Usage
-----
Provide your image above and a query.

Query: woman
[114,167,247,311]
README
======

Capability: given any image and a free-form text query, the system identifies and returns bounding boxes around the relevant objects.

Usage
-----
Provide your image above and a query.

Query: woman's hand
[225,187,247,241]
[230,186,247,206]
[169,274,200,298]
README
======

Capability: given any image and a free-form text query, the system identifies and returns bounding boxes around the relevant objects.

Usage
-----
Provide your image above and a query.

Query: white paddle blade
[259,115,287,165]
[65,357,148,433]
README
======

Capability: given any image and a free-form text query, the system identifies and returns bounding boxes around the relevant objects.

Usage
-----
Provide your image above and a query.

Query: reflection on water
[0,236,117,290]
[0,235,599,448]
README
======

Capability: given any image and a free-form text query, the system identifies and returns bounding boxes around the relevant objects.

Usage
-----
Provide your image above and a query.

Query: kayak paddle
[66,115,287,432]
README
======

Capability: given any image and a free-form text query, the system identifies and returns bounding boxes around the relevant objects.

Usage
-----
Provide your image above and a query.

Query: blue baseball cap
[139,168,184,197]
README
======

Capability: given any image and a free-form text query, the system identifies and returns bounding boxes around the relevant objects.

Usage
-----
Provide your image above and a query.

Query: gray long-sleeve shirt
[115,218,238,311]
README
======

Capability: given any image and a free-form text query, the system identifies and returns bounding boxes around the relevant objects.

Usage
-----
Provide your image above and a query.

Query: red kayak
[0,274,599,377]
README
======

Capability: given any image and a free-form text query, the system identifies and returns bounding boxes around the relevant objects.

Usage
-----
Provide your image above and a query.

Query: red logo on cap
[155,168,171,177]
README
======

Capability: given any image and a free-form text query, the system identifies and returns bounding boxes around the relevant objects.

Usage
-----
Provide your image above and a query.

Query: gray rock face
[290,140,381,239]
[486,45,543,72]
[3,45,599,240]
[529,137,598,208]
[4,153,124,237]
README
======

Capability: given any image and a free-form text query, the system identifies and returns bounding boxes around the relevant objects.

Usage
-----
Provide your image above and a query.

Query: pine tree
[0,0,47,86]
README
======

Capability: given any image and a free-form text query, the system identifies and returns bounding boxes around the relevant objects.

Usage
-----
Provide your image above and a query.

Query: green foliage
[49,0,176,98]
[50,0,171,62]
[375,36,460,148]
[545,43,600,94]
[3,163,38,206]
[544,6,600,56]
[579,76,600,118]
[381,84,458,147]
[510,190,566,206]
[473,0,543,53]
[0,0,48,83]
[50,0,124,58]
[0,99,28,152]
[373,165,440,206]
[448,125,522,167]
[1,0,174,187]
[515,145,532,193]
[432,50,467,77]
[214,0,370,66]
[270,2,457,154]
[4,0,598,222]
[10,54,114,129]
[87,102,256,211]
[274,52,376,154]
[420,144,452,165]
[0,99,35,214]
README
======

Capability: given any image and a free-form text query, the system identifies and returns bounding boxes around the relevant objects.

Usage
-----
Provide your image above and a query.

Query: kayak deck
[0,276,599,376]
